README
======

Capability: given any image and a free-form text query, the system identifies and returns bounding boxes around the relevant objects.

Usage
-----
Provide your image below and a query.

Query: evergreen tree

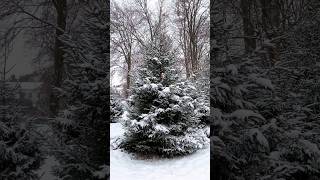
[210,5,320,178]
[210,55,274,180]
[111,89,123,123]
[53,1,109,179]
[0,80,42,179]
[258,15,320,180]
[120,35,209,157]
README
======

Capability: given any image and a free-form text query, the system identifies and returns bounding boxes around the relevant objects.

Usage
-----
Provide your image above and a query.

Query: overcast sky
[0,8,39,78]
[111,0,173,88]
[6,33,38,77]
[6,0,166,81]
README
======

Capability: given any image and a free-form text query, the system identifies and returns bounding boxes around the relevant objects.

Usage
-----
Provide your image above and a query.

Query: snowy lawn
[37,156,60,180]
[34,123,60,180]
[110,123,210,180]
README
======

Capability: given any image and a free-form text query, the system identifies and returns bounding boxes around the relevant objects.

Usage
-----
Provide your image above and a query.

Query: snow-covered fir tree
[52,1,109,179]
[210,55,274,179]
[120,34,209,157]
[111,89,124,123]
[210,2,320,178]
[0,78,42,179]
[259,16,320,179]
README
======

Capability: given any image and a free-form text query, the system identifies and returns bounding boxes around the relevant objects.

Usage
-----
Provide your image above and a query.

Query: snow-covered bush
[210,57,274,180]
[211,15,320,179]
[111,91,124,123]
[121,34,208,157]
[0,82,42,179]
[258,17,320,180]
[52,1,109,179]
[121,80,209,157]
[93,165,109,179]
[210,1,320,179]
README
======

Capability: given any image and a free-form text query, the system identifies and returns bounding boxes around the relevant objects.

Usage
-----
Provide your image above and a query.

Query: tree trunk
[125,55,131,98]
[260,0,280,65]
[241,0,256,54]
[184,49,190,78]
[50,0,67,116]
[260,0,280,37]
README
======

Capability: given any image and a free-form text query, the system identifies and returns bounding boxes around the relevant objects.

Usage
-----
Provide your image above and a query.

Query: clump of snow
[110,123,210,180]
[143,84,149,89]
[121,111,130,122]
[249,74,274,90]
[152,57,162,65]
[299,139,320,156]
[159,87,170,98]
[155,108,165,113]
[93,165,109,179]
[172,95,180,101]
[248,128,270,153]
[181,96,193,102]
[154,124,169,134]
[150,83,158,90]
[172,104,180,111]
[187,84,197,90]
[163,87,170,94]
[230,109,265,120]
[137,120,148,128]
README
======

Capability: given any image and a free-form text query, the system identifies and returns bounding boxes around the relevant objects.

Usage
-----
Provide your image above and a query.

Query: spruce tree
[111,89,123,123]
[259,16,320,180]
[120,35,209,157]
[210,9,320,179]
[0,73,42,179]
[53,1,109,179]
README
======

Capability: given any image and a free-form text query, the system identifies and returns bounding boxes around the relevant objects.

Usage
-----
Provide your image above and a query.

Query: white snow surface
[163,87,171,93]
[110,123,210,180]
[37,156,60,180]
[34,123,60,180]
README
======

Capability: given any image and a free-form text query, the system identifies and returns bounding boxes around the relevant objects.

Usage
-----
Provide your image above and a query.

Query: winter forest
[1,0,109,179]
[210,0,320,179]
[0,0,319,180]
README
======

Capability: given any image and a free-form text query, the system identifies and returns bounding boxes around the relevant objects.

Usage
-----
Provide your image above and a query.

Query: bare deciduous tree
[0,0,88,115]
[240,0,256,53]
[111,2,135,97]
[50,0,67,115]
[175,0,209,78]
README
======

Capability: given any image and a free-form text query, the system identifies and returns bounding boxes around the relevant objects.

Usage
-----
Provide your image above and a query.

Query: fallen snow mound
[110,123,210,180]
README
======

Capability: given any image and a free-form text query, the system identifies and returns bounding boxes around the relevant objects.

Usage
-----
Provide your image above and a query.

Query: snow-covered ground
[34,123,60,180]
[37,156,60,180]
[110,123,210,180]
